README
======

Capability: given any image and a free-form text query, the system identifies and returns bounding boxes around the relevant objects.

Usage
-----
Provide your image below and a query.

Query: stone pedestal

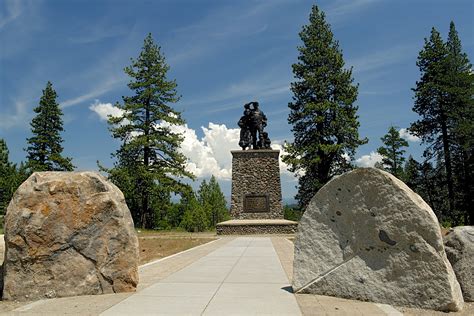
[230,150,283,219]
[217,150,297,235]
[216,219,298,235]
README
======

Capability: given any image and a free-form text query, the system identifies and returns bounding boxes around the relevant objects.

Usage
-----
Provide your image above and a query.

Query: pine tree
[411,24,474,225]
[104,34,194,228]
[410,27,456,220]
[25,81,74,172]
[283,5,367,209]
[0,139,9,168]
[420,160,447,220]
[180,191,209,232]
[376,126,409,178]
[0,139,14,214]
[403,155,421,188]
[198,175,229,227]
[0,139,28,215]
[403,156,438,214]
[445,22,474,225]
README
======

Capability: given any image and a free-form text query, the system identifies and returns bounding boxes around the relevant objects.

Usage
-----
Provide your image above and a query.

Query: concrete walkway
[10,236,471,315]
[101,237,301,315]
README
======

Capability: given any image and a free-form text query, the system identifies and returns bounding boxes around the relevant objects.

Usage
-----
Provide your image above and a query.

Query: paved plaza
[7,236,471,315]
[103,237,300,315]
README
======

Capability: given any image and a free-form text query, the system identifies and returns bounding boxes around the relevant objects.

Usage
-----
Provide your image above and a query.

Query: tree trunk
[143,98,151,229]
[440,114,455,223]
[392,145,397,176]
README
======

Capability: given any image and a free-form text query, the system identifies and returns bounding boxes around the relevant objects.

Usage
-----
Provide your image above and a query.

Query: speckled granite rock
[293,168,463,312]
[444,226,474,301]
[3,172,139,301]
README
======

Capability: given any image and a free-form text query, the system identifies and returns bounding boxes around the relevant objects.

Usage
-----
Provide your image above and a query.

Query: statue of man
[238,103,252,150]
[249,102,267,149]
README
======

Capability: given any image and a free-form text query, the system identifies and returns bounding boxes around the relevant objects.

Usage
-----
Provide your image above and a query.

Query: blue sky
[1,0,473,202]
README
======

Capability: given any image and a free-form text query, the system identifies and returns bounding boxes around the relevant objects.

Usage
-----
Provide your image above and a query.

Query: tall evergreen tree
[376,126,409,178]
[283,5,367,209]
[445,22,474,225]
[410,27,455,219]
[104,34,194,228]
[25,81,74,172]
[410,23,473,225]
[198,175,229,227]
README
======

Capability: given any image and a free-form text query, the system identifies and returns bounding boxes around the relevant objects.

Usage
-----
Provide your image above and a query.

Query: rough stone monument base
[216,219,298,235]
[230,150,283,219]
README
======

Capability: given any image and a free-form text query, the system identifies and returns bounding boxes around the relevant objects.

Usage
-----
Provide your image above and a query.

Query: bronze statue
[238,103,252,150]
[238,101,271,150]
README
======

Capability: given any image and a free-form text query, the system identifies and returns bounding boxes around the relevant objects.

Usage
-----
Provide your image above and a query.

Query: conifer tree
[0,139,9,169]
[446,22,474,224]
[283,5,367,209]
[0,139,15,214]
[198,175,229,227]
[25,81,73,172]
[403,156,421,189]
[402,156,439,214]
[104,34,193,228]
[410,23,473,224]
[0,139,28,215]
[376,126,409,178]
[410,27,455,218]
[180,191,208,232]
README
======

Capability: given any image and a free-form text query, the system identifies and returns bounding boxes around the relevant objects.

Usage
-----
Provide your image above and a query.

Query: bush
[180,195,209,232]
[284,205,304,221]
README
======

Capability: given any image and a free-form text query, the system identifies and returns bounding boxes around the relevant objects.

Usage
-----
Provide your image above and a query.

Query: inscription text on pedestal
[243,194,269,213]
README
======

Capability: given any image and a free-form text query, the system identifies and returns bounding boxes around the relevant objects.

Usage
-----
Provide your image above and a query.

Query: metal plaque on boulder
[243,194,269,213]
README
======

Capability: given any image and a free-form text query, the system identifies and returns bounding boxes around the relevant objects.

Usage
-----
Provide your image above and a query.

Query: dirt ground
[138,235,216,264]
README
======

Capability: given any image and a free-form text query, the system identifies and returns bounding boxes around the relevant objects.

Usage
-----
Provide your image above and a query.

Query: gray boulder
[293,168,463,312]
[3,172,139,301]
[444,226,474,301]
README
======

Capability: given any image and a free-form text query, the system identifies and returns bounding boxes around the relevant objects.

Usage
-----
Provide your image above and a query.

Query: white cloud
[0,99,30,130]
[326,0,379,19]
[349,44,414,74]
[89,100,124,120]
[68,26,129,44]
[180,78,290,114]
[355,151,383,167]
[270,141,297,178]
[177,124,296,180]
[62,78,123,108]
[89,101,295,181]
[399,128,420,142]
[0,0,23,29]
[173,123,239,180]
